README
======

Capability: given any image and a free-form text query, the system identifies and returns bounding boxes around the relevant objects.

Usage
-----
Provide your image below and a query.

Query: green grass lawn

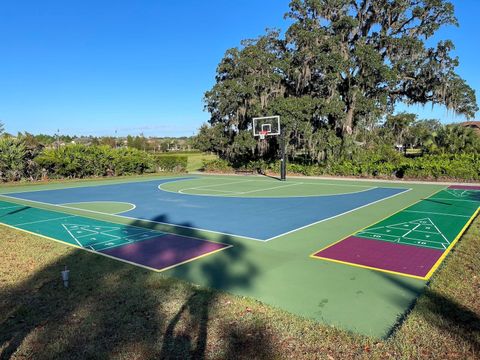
[0,177,479,359]
[155,151,217,172]
[186,152,217,172]
[0,214,478,359]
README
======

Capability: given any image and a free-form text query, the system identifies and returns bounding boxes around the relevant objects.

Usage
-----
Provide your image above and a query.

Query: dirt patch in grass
[1,217,479,359]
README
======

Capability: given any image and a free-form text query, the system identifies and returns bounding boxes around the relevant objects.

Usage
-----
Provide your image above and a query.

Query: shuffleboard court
[312,186,480,279]
[0,200,231,272]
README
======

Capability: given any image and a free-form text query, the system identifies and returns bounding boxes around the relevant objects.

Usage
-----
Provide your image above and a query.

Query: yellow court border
[309,187,480,281]
[0,205,233,274]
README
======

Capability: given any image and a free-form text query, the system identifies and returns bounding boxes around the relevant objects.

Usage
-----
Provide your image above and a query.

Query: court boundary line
[0,216,234,274]
[309,187,447,280]
[403,210,471,218]
[0,194,264,242]
[0,205,25,210]
[61,201,137,214]
[424,206,480,279]
[160,178,385,198]
[310,187,480,280]
[265,188,412,241]
[13,215,77,227]
[427,197,480,203]
[0,176,193,195]
[1,188,412,243]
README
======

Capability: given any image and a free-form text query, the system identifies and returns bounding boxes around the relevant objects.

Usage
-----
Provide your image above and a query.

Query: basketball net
[259,130,269,140]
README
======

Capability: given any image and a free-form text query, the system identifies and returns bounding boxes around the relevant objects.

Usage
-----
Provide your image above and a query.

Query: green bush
[35,145,160,179]
[0,137,40,181]
[154,155,188,172]
[202,158,232,173]
[231,150,480,181]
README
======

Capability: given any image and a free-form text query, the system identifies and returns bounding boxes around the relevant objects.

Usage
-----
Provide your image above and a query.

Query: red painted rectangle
[313,236,443,278]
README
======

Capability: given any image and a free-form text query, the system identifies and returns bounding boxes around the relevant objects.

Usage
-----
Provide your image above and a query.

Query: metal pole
[280,134,286,181]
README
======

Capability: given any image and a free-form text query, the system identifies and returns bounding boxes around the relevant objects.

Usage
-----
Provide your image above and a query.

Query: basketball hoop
[259,130,269,140]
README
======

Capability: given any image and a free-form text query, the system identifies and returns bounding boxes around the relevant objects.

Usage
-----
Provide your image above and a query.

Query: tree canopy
[202,0,478,163]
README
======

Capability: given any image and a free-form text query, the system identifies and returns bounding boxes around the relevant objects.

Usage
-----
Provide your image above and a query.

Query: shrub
[202,158,232,173]
[153,155,188,172]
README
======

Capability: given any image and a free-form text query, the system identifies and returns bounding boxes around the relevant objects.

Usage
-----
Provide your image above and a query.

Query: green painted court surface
[159,176,375,197]
[1,175,479,338]
[358,189,480,251]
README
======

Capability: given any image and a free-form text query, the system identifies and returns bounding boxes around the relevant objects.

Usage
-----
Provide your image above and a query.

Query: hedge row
[202,153,480,181]
[30,145,187,180]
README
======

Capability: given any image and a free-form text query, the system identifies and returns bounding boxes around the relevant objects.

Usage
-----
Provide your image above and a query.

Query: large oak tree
[204,0,477,159]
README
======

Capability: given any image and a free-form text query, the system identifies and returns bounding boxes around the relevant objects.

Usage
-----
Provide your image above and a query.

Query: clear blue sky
[0,1,478,137]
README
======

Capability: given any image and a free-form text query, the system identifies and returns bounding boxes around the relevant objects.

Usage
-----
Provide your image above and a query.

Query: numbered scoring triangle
[388,218,438,234]
[357,217,449,249]
[446,189,469,198]
[62,223,120,238]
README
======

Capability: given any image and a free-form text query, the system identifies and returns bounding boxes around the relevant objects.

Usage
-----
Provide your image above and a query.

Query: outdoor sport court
[1,175,479,337]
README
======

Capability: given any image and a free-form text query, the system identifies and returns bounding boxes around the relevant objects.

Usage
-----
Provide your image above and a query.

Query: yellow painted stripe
[309,254,428,281]
[424,206,480,279]
[309,187,451,280]
[309,187,445,258]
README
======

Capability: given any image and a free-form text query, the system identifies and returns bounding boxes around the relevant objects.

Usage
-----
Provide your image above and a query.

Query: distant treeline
[3,131,195,153]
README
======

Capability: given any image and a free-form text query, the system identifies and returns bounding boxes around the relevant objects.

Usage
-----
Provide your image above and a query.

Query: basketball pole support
[280,133,287,181]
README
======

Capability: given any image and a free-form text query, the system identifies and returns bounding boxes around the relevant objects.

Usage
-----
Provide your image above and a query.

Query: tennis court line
[403,210,471,218]
[265,188,412,241]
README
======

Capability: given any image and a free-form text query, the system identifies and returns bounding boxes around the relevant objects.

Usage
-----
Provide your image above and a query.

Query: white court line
[180,188,239,194]
[162,181,382,198]
[14,215,77,227]
[234,182,302,195]
[428,197,480,203]
[62,224,87,247]
[0,205,25,210]
[403,210,471,218]
[177,179,257,194]
[0,195,263,242]
[265,188,412,241]
[0,175,190,195]
[428,218,451,244]
[1,187,413,243]
[401,223,421,239]
[62,201,137,214]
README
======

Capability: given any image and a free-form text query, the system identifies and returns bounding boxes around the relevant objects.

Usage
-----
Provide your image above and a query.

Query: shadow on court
[0,216,278,359]
[0,206,30,219]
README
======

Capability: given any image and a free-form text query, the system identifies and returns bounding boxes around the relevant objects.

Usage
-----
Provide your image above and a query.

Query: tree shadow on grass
[0,213,278,359]
[379,273,480,351]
